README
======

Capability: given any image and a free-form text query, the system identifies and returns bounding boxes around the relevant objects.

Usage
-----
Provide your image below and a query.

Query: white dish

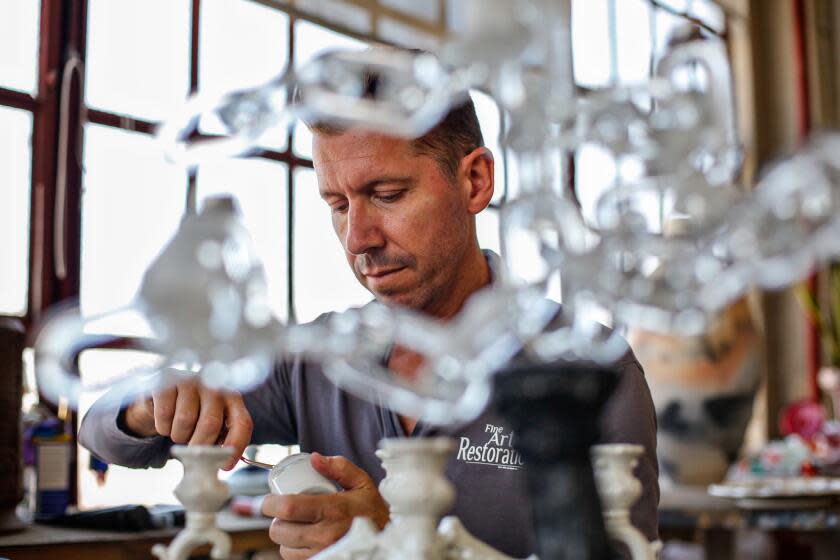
[268,453,341,496]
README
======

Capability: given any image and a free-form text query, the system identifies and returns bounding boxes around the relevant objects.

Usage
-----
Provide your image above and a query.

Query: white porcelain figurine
[311,437,536,560]
[152,445,233,560]
[592,444,662,560]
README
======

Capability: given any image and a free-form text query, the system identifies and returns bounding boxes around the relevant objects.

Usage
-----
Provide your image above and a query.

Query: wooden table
[0,510,274,560]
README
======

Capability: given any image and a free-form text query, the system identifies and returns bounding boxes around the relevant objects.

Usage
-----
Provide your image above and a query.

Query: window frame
[0,0,730,325]
[3,0,725,507]
[4,0,451,508]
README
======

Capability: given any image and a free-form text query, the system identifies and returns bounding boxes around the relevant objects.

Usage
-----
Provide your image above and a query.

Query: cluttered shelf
[659,484,840,560]
[0,509,273,560]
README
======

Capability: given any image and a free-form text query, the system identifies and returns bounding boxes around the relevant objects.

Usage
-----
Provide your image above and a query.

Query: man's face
[312,130,474,313]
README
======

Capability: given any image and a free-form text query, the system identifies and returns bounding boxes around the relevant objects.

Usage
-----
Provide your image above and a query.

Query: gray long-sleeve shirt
[79,251,658,557]
[79,346,658,558]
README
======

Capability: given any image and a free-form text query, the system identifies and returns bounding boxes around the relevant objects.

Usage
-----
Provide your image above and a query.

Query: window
[291,20,367,161]
[0,0,41,95]
[0,0,39,317]
[571,0,726,232]
[80,125,187,316]
[77,349,181,507]
[289,22,506,319]
[293,167,372,323]
[78,0,191,507]
[196,158,290,321]
[199,0,290,150]
[85,0,191,122]
[71,0,461,507]
[5,0,725,509]
[0,107,33,315]
[288,20,368,323]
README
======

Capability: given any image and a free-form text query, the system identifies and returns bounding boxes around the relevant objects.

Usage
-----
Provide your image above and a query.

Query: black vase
[493,361,619,560]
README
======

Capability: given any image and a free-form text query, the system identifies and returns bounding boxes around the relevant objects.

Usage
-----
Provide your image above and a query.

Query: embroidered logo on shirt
[456,423,524,470]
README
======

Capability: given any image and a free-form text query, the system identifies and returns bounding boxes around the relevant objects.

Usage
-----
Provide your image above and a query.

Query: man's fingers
[220,393,253,470]
[270,520,314,550]
[262,494,324,524]
[148,373,247,464]
[169,382,200,444]
[188,387,225,446]
[151,385,177,437]
[278,545,312,560]
[269,514,347,554]
[310,453,372,491]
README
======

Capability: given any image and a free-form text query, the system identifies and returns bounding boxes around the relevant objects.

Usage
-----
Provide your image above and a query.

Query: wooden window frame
[3,0,722,506]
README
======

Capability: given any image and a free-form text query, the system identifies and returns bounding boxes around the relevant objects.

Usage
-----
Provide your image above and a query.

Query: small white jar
[268,453,341,495]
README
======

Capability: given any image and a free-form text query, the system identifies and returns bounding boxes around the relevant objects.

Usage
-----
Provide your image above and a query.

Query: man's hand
[123,371,253,470]
[262,453,390,560]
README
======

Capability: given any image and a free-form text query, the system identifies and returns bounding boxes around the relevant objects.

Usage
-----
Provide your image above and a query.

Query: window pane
[652,8,711,91]
[0,0,40,94]
[85,0,190,121]
[76,347,253,509]
[293,19,368,70]
[653,7,686,59]
[78,444,182,508]
[294,0,372,34]
[380,0,440,23]
[656,0,690,11]
[691,0,726,33]
[0,106,33,315]
[292,124,315,162]
[505,147,565,201]
[81,124,187,316]
[615,0,653,85]
[293,168,371,323]
[476,208,501,255]
[572,0,612,88]
[575,143,616,228]
[196,158,289,322]
[377,17,440,50]
[471,90,506,204]
[199,0,289,151]
[77,349,181,508]
[292,21,367,159]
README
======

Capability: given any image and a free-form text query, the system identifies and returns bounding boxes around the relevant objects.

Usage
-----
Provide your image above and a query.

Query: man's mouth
[363,267,405,278]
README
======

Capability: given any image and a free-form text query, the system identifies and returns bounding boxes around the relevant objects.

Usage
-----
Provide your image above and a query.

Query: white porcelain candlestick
[152,445,233,560]
[592,444,661,560]
[376,438,456,559]
[311,437,535,560]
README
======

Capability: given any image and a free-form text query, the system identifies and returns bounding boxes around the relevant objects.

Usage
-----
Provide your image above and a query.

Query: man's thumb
[310,452,372,491]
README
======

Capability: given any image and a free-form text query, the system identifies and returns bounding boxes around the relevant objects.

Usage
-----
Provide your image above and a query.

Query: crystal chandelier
[36,0,840,426]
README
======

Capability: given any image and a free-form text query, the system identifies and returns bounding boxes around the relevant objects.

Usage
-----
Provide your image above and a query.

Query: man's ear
[459,147,495,215]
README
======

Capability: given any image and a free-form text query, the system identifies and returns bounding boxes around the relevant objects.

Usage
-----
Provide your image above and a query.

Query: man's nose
[345,203,385,255]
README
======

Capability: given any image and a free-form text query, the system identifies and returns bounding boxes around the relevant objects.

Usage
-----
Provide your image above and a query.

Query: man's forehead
[312,129,413,165]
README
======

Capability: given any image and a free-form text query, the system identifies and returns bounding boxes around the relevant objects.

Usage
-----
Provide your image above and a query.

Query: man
[80,78,658,559]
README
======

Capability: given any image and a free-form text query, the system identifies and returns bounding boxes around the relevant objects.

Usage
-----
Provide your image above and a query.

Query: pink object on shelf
[779,399,825,440]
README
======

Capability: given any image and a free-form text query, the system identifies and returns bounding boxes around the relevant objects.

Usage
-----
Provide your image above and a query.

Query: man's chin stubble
[370,288,426,311]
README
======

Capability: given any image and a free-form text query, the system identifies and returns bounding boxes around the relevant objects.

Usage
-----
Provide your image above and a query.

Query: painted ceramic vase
[629,297,761,485]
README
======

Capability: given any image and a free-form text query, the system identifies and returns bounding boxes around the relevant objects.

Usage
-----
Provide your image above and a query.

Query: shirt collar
[483,249,504,287]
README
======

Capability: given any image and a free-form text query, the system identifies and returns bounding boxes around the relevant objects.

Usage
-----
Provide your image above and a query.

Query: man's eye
[375,192,403,203]
[331,202,348,214]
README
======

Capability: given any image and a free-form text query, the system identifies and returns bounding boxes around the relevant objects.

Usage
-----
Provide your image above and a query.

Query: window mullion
[287,14,297,324]
[52,0,88,307]
[0,87,37,112]
[190,0,200,94]
[28,0,67,325]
